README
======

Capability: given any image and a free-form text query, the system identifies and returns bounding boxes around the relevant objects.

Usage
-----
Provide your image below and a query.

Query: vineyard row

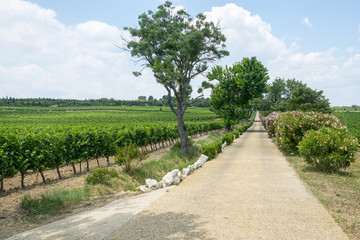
[0,121,224,190]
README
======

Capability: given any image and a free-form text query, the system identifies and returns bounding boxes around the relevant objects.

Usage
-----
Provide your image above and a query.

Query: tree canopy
[124,1,229,155]
[257,78,331,115]
[205,57,269,131]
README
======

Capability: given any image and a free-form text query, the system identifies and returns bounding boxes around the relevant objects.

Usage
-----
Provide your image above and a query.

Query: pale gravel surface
[6,114,349,240]
[5,187,174,240]
[107,114,349,240]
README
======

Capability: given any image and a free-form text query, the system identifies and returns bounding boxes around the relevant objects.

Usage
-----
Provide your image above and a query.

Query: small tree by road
[204,57,269,131]
[124,1,229,155]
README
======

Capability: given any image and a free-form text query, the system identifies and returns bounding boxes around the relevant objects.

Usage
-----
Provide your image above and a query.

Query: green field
[333,112,360,141]
[0,106,216,128]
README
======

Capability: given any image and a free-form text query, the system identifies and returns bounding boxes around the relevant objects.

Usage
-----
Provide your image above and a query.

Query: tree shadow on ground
[246,128,266,133]
[107,211,215,240]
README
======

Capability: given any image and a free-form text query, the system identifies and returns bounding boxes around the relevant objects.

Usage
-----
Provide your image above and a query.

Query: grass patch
[20,187,91,217]
[133,140,202,183]
[287,152,360,240]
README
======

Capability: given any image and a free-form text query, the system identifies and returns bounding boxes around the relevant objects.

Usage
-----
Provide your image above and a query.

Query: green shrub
[237,126,245,135]
[85,168,118,185]
[298,126,359,172]
[115,142,148,175]
[232,130,240,138]
[202,141,222,160]
[245,122,253,129]
[222,133,234,145]
[202,144,216,160]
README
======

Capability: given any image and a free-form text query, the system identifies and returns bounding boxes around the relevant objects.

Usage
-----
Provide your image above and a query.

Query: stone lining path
[8,114,349,239]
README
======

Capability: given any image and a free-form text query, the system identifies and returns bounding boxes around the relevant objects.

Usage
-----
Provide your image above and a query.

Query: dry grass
[287,152,360,240]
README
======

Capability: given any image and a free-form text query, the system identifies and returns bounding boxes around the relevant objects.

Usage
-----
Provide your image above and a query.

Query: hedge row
[201,121,254,160]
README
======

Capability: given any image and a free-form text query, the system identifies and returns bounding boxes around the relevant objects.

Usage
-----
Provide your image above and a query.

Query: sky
[0,0,359,106]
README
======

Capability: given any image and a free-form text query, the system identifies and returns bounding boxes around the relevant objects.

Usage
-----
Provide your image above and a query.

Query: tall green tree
[206,65,241,131]
[124,1,229,155]
[205,57,269,131]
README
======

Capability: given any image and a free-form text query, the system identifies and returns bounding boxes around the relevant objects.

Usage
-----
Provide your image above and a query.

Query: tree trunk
[226,125,232,132]
[106,156,110,166]
[79,162,82,174]
[21,172,25,189]
[40,171,46,184]
[96,157,100,167]
[71,163,77,174]
[1,179,3,191]
[176,114,189,155]
[57,166,62,179]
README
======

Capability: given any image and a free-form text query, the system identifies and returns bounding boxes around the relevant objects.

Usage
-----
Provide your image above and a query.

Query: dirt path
[107,116,349,239]
[6,116,349,239]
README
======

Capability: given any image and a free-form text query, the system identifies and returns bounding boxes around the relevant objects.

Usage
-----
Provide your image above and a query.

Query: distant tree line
[0,96,210,108]
[252,78,332,116]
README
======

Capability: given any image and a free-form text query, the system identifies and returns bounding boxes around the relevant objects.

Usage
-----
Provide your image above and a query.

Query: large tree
[124,1,229,155]
[205,57,269,131]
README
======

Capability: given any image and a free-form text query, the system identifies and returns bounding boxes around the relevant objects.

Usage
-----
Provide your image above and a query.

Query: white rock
[222,141,227,150]
[200,154,209,162]
[193,160,202,169]
[161,169,182,187]
[182,167,191,179]
[137,185,150,193]
[145,179,158,190]
[192,154,209,169]
[158,180,165,188]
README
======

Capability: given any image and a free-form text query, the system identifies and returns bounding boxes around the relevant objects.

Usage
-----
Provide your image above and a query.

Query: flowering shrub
[85,168,118,185]
[266,111,343,153]
[298,126,358,172]
[261,112,280,137]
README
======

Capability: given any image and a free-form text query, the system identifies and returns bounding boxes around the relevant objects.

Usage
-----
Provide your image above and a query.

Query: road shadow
[246,129,266,133]
[107,211,215,240]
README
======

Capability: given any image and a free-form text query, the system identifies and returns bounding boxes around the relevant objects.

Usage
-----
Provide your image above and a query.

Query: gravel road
[107,115,349,240]
[7,114,349,240]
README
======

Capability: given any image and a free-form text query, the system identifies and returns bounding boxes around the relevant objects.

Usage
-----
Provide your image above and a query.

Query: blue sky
[0,0,359,106]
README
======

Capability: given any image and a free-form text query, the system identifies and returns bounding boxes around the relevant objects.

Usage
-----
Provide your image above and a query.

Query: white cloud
[303,17,313,28]
[205,4,288,63]
[0,0,166,99]
[0,1,359,105]
[205,4,359,106]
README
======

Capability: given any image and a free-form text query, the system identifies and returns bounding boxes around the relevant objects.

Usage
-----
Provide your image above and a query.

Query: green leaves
[298,126,359,172]
[258,78,331,114]
[124,1,229,155]
[115,142,148,175]
[204,57,269,131]
[124,2,228,99]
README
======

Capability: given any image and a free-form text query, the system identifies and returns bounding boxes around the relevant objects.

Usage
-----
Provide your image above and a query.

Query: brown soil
[0,133,213,239]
